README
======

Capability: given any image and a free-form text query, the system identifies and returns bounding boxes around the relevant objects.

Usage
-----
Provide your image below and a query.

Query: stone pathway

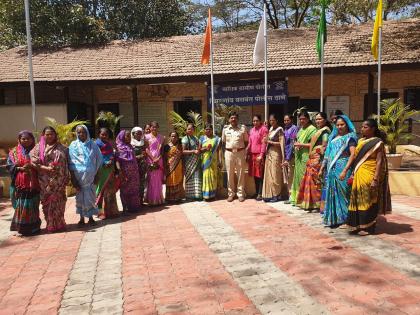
[0,195,420,314]
[0,199,13,244]
[181,202,328,315]
[59,221,123,315]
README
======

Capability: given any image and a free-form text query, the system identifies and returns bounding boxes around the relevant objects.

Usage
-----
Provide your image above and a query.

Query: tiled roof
[0,19,419,83]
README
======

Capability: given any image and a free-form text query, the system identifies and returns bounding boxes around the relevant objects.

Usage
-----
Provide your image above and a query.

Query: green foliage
[96,111,123,137]
[207,104,242,135]
[169,111,204,137]
[190,0,418,32]
[0,0,191,49]
[44,117,88,147]
[375,98,419,154]
[330,0,419,24]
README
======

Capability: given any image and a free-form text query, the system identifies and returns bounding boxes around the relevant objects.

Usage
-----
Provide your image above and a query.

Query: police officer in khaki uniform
[222,112,249,202]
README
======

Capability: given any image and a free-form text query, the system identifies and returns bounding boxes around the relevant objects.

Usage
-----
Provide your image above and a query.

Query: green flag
[316,0,327,61]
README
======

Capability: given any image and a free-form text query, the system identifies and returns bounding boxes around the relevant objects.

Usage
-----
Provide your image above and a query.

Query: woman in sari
[287,111,317,205]
[200,124,222,201]
[296,112,331,210]
[116,130,141,213]
[131,127,148,205]
[95,128,119,219]
[145,121,165,206]
[283,114,299,191]
[31,126,69,233]
[69,125,103,226]
[262,114,288,202]
[320,115,357,227]
[247,115,268,200]
[182,124,202,200]
[164,131,185,203]
[7,131,41,236]
[347,119,391,235]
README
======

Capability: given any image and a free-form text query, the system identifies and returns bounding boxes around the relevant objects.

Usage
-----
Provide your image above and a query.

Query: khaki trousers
[224,150,246,198]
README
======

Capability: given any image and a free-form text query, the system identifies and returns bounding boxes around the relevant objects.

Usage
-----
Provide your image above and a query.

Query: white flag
[253,15,265,65]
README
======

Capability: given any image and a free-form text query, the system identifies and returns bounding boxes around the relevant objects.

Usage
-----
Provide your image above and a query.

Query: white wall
[0,103,67,144]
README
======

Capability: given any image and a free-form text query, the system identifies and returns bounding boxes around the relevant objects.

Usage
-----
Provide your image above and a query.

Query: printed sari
[145,133,165,205]
[296,126,331,209]
[289,124,317,205]
[69,125,103,218]
[262,127,288,202]
[95,139,119,218]
[31,137,69,232]
[182,135,203,200]
[322,115,358,226]
[131,127,147,204]
[116,130,140,213]
[164,143,185,202]
[7,131,41,236]
[200,135,221,200]
[348,137,392,231]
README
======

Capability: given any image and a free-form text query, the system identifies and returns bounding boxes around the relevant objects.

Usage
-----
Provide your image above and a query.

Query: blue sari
[322,115,357,226]
[69,125,103,217]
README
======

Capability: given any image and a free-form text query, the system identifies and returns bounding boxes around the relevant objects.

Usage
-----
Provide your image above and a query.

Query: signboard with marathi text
[208,80,288,107]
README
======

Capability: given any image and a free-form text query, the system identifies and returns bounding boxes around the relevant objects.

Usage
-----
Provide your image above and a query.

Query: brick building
[0,18,419,145]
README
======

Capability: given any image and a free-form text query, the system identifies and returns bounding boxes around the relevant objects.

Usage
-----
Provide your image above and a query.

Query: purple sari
[116,130,140,212]
[145,133,164,205]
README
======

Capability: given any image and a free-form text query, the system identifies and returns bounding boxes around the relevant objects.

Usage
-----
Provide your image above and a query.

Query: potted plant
[208,104,242,136]
[376,98,419,169]
[169,110,204,137]
[96,111,124,138]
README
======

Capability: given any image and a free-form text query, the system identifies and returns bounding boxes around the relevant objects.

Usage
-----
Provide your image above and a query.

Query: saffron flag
[316,0,327,61]
[201,9,212,65]
[371,0,383,61]
[253,15,265,65]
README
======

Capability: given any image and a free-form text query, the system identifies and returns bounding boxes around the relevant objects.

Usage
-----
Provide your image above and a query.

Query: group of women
[7,110,391,237]
[6,121,224,236]
[253,110,391,236]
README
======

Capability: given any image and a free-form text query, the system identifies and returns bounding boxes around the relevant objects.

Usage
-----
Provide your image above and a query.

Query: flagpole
[210,17,216,135]
[320,32,324,112]
[24,0,37,132]
[263,3,268,122]
[377,26,382,123]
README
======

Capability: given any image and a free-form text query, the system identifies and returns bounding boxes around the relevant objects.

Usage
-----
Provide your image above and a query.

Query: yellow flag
[201,9,212,65]
[371,0,383,61]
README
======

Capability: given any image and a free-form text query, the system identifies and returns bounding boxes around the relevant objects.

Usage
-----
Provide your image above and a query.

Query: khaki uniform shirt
[222,124,249,150]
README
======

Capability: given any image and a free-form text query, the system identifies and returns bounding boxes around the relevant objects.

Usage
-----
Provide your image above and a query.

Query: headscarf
[116,130,135,161]
[18,130,35,154]
[131,127,144,147]
[38,127,58,164]
[69,125,103,173]
[328,114,357,141]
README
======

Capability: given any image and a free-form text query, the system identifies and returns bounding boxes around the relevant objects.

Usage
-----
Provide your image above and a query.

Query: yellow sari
[348,137,391,231]
[164,143,185,202]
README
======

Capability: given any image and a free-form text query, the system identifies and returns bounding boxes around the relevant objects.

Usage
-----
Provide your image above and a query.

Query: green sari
[289,124,317,205]
[200,135,221,200]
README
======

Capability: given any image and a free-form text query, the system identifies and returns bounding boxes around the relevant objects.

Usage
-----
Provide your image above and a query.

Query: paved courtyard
[1,195,420,314]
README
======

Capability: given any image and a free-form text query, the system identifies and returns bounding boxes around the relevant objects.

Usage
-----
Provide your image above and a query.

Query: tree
[0,0,191,49]
[330,0,419,24]
[192,0,319,30]
[0,0,111,49]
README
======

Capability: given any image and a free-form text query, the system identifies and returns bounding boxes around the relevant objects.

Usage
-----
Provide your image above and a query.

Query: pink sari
[145,134,164,205]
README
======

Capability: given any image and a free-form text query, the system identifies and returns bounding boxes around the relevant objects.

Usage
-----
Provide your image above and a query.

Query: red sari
[31,138,69,232]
